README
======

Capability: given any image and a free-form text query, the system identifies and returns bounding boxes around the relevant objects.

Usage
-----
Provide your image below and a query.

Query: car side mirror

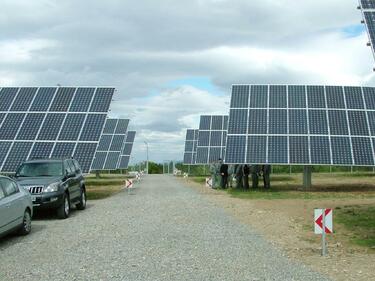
[65,170,74,178]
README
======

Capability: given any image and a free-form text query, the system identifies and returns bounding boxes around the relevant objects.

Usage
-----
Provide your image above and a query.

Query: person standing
[262,165,271,189]
[228,165,235,188]
[220,161,229,189]
[251,165,260,189]
[209,161,217,189]
[235,164,243,189]
[243,164,250,190]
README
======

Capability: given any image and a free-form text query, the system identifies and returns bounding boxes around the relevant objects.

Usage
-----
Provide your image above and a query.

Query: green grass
[336,206,375,249]
[191,177,207,184]
[86,175,128,200]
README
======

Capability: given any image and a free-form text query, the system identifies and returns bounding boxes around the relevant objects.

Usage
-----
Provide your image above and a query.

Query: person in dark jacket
[243,164,250,190]
[235,164,243,189]
[262,165,271,189]
[251,165,260,189]
[220,162,229,189]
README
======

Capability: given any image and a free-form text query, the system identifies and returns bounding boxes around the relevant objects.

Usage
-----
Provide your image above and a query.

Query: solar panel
[0,87,114,173]
[118,131,136,169]
[225,85,375,166]
[183,129,199,164]
[195,115,228,164]
[91,119,132,170]
[359,2,375,67]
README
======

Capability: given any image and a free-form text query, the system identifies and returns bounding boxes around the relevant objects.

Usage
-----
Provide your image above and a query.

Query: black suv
[14,158,87,219]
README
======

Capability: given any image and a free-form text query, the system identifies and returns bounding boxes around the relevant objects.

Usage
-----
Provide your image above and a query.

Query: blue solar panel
[344,87,364,109]
[199,116,211,130]
[307,86,325,108]
[89,88,114,112]
[310,137,330,164]
[247,136,266,163]
[0,88,18,111]
[97,135,112,151]
[74,143,98,172]
[103,119,118,134]
[289,110,308,134]
[126,131,136,143]
[37,114,66,140]
[268,136,288,164]
[122,143,133,155]
[51,142,76,158]
[250,85,268,108]
[110,135,125,151]
[225,136,246,163]
[0,113,5,125]
[58,114,86,141]
[309,110,328,134]
[352,137,374,165]
[326,86,345,109]
[104,152,120,170]
[269,109,287,134]
[0,142,12,168]
[228,109,247,134]
[367,111,375,135]
[361,0,375,9]
[198,131,210,146]
[118,156,130,169]
[248,109,267,134]
[184,153,193,164]
[328,110,349,135]
[183,129,198,165]
[269,85,287,108]
[348,111,369,136]
[208,147,222,163]
[196,147,209,163]
[50,87,76,112]
[0,113,26,140]
[69,88,95,112]
[363,87,375,110]
[91,152,107,170]
[29,87,56,112]
[16,113,45,140]
[185,141,193,152]
[210,131,222,146]
[10,87,38,111]
[79,114,106,141]
[29,142,54,159]
[289,136,309,164]
[231,85,249,108]
[362,11,375,68]
[211,116,223,130]
[2,142,33,172]
[331,137,352,165]
[288,85,306,108]
[115,119,129,134]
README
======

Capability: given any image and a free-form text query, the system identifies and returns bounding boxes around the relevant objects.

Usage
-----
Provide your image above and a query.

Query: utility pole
[144,141,149,174]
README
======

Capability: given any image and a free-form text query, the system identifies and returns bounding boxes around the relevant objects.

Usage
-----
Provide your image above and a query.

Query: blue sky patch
[341,24,365,38]
[167,77,221,95]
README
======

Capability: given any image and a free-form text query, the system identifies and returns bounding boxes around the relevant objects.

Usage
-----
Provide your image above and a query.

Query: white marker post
[314,208,333,257]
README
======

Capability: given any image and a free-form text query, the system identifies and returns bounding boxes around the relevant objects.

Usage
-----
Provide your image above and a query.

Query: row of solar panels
[359,0,375,69]
[0,87,136,173]
[184,85,375,167]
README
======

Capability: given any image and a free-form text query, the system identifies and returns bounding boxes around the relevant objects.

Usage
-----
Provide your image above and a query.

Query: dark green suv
[14,158,87,219]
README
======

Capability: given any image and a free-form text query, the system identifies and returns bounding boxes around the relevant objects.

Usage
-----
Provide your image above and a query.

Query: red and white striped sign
[314,209,333,234]
[125,179,133,189]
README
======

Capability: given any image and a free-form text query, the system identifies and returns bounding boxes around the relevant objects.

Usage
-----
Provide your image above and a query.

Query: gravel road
[0,175,330,281]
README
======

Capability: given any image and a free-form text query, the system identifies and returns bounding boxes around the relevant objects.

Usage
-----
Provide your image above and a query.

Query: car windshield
[16,162,63,177]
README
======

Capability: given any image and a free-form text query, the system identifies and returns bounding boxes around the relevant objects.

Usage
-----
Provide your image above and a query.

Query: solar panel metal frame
[225,84,375,167]
[0,86,115,173]
[183,129,199,165]
[359,0,375,67]
[195,115,228,164]
[91,118,130,171]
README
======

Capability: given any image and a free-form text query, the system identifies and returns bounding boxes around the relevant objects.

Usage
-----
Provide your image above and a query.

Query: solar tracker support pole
[303,166,312,189]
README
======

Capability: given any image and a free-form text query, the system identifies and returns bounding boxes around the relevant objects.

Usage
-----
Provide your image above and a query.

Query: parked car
[0,176,33,238]
[14,158,87,219]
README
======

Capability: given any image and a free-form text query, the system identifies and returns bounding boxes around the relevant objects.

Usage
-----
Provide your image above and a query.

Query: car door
[0,178,24,232]
[0,184,9,234]
[67,160,80,200]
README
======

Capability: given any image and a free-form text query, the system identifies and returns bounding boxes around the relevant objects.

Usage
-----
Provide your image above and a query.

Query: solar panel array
[118,131,136,169]
[196,115,228,164]
[91,118,130,170]
[0,87,114,173]
[225,85,375,166]
[359,0,375,66]
[183,129,199,164]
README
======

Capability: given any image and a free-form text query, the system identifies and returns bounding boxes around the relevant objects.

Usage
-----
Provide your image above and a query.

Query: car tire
[76,188,86,210]
[57,193,70,219]
[18,210,32,236]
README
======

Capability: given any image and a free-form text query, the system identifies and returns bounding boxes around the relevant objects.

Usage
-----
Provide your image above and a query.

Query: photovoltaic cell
[288,85,306,108]
[331,137,352,165]
[248,109,267,134]
[268,109,287,134]
[308,110,328,135]
[0,142,12,168]
[361,0,375,9]
[328,111,349,135]
[326,86,345,109]
[2,142,33,172]
[74,143,98,173]
[363,87,375,109]
[352,137,374,165]
[89,88,114,112]
[91,152,107,170]
[0,86,114,173]
[97,135,113,151]
[269,85,287,108]
[230,85,249,108]
[115,119,129,134]
[247,136,266,163]
[289,136,309,164]
[225,136,246,163]
[183,129,199,165]
[344,87,364,109]
[103,119,118,134]
[250,85,268,108]
[310,137,330,164]
[268,136,288,164]
[307,86,325,108]
[228,109,247,134]
[199,116,211,130]
[119,156,130,169]
[104,152,120,170]
[289,110,307,134]
[348,111,369,136]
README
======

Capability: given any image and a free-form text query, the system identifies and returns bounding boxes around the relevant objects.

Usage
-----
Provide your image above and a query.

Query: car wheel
[18,210,31,235]
[76,188,86,210]
[57,193,70,219]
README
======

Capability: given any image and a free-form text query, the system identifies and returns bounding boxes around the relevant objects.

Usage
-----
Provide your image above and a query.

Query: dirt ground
[181,177,375,281]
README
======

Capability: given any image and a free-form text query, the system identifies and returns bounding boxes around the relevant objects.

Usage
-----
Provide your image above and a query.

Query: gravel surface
[0,175,330,281]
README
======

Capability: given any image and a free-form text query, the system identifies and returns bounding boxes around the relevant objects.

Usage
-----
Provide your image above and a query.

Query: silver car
[0,176,33,238]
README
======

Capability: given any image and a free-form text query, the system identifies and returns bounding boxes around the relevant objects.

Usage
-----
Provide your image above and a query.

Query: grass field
[85,174,130,200]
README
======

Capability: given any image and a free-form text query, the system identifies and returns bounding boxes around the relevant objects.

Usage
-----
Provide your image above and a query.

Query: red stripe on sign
[315,209,332,234]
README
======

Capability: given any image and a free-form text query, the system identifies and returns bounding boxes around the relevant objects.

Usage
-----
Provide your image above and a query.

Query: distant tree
[148,162,163,174]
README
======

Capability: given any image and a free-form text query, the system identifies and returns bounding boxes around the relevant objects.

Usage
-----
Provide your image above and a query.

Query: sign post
[314,208,333,256]
[205,177,212,188]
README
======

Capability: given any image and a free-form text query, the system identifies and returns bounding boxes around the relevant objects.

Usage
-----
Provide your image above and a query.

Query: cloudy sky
[1,0,375,163]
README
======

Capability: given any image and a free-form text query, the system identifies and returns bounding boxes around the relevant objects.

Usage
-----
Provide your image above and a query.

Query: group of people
[209,159,271,190]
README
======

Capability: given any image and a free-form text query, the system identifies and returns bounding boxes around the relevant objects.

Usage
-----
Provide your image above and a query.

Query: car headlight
[43,182,60,193]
